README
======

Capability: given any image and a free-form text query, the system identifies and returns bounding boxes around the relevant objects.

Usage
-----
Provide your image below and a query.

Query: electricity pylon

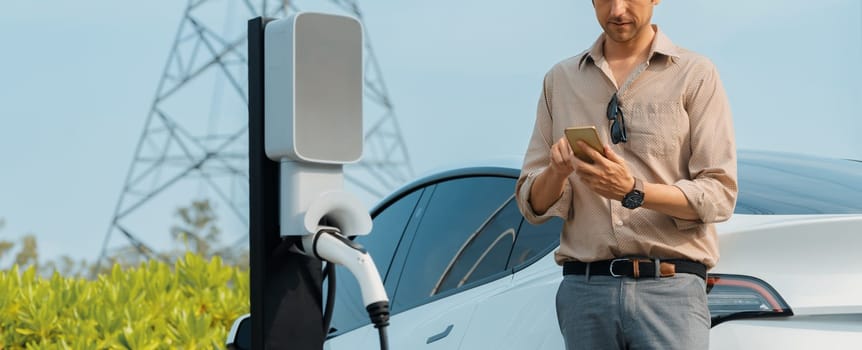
[98,0,412,265]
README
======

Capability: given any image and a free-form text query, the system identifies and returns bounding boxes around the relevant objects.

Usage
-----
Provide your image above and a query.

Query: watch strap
[633,177,643,193]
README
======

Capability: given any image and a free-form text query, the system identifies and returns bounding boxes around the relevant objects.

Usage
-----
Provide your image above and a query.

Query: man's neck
[603,24,657,62]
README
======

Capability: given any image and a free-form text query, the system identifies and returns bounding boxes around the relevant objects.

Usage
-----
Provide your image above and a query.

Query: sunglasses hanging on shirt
[607,93,627,144]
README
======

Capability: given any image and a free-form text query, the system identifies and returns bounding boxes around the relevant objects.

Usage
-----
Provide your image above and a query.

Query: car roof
[371,150,862,215]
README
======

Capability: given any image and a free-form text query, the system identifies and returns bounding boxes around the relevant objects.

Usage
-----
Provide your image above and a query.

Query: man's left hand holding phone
[529,129,605,215]
[529,127,635,215]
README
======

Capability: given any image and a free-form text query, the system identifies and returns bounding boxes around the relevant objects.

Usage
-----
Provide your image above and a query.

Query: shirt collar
[578,25,681,70]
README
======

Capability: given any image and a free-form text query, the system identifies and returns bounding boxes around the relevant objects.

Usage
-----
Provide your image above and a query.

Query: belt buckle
[609,258,629,278]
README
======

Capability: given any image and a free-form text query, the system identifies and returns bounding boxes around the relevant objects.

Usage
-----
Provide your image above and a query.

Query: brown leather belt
[563,258,706,280]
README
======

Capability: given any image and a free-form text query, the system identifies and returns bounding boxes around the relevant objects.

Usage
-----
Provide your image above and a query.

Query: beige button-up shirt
[516,28,737,269]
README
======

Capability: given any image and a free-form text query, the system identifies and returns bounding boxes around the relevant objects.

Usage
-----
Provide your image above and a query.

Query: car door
[384,176,521,349]
[461,217,565,350]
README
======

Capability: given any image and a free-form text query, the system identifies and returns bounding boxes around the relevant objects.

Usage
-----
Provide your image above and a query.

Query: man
[515,0,737,349]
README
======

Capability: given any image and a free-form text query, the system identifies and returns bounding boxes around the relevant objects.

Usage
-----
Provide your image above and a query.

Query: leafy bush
[0,253,248,349]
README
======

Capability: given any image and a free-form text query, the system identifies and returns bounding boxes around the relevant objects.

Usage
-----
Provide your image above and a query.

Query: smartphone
[564,126,605,163]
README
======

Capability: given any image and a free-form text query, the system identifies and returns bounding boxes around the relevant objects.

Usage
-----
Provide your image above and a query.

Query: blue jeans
[555,273,710,350]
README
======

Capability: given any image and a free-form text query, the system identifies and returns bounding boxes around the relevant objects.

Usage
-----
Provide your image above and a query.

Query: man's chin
[605,31,636,43]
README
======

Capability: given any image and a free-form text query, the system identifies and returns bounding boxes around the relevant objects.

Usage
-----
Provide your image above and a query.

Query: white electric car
[228,150,862,349]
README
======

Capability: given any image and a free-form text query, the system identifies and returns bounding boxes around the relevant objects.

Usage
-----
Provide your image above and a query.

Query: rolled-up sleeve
[673,61,738,230]
[515,72,574,224]
[517,170,573,224]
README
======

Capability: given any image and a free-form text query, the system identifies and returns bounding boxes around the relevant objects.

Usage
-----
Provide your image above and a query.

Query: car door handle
[426,324,454,344]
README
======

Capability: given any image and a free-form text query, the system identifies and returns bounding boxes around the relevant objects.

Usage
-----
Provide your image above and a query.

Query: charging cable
[297,226,390,350]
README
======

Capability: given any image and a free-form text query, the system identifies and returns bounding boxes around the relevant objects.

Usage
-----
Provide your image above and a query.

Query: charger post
[249,12,386,349]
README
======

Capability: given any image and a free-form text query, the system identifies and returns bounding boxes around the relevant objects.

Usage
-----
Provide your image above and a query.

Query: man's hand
[548,137,577,178]
[574,141,634,201]
[527,137,577,215]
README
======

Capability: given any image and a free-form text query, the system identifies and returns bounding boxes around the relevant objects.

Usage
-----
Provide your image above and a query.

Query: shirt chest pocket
[623,101,688,158]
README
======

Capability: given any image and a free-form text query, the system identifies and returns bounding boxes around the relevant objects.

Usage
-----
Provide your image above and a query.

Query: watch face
[622,190,644,209]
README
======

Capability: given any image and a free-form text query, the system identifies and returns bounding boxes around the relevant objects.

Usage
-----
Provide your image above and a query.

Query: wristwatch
[621,177,645,209]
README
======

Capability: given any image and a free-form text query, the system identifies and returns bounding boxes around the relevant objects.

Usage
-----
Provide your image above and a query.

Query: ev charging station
[247,12,389,349]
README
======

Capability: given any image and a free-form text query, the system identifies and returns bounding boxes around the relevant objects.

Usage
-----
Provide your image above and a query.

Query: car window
[736,153,862,214]
[508,217,562,270]
[327,189,423,335]
[364,189,425,277]
[434,198,522,292]
[391,176,518,312]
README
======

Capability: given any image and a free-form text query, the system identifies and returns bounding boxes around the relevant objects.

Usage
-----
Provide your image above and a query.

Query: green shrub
[0,253,248,349]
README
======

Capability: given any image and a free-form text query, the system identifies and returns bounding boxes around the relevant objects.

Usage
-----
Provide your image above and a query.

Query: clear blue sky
[2,0,861,263]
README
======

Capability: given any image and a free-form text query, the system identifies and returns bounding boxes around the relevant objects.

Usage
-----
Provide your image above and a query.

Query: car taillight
[706,274,793,327]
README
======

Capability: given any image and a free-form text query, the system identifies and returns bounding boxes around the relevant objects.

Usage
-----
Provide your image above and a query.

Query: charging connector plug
[296,226,390,349]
